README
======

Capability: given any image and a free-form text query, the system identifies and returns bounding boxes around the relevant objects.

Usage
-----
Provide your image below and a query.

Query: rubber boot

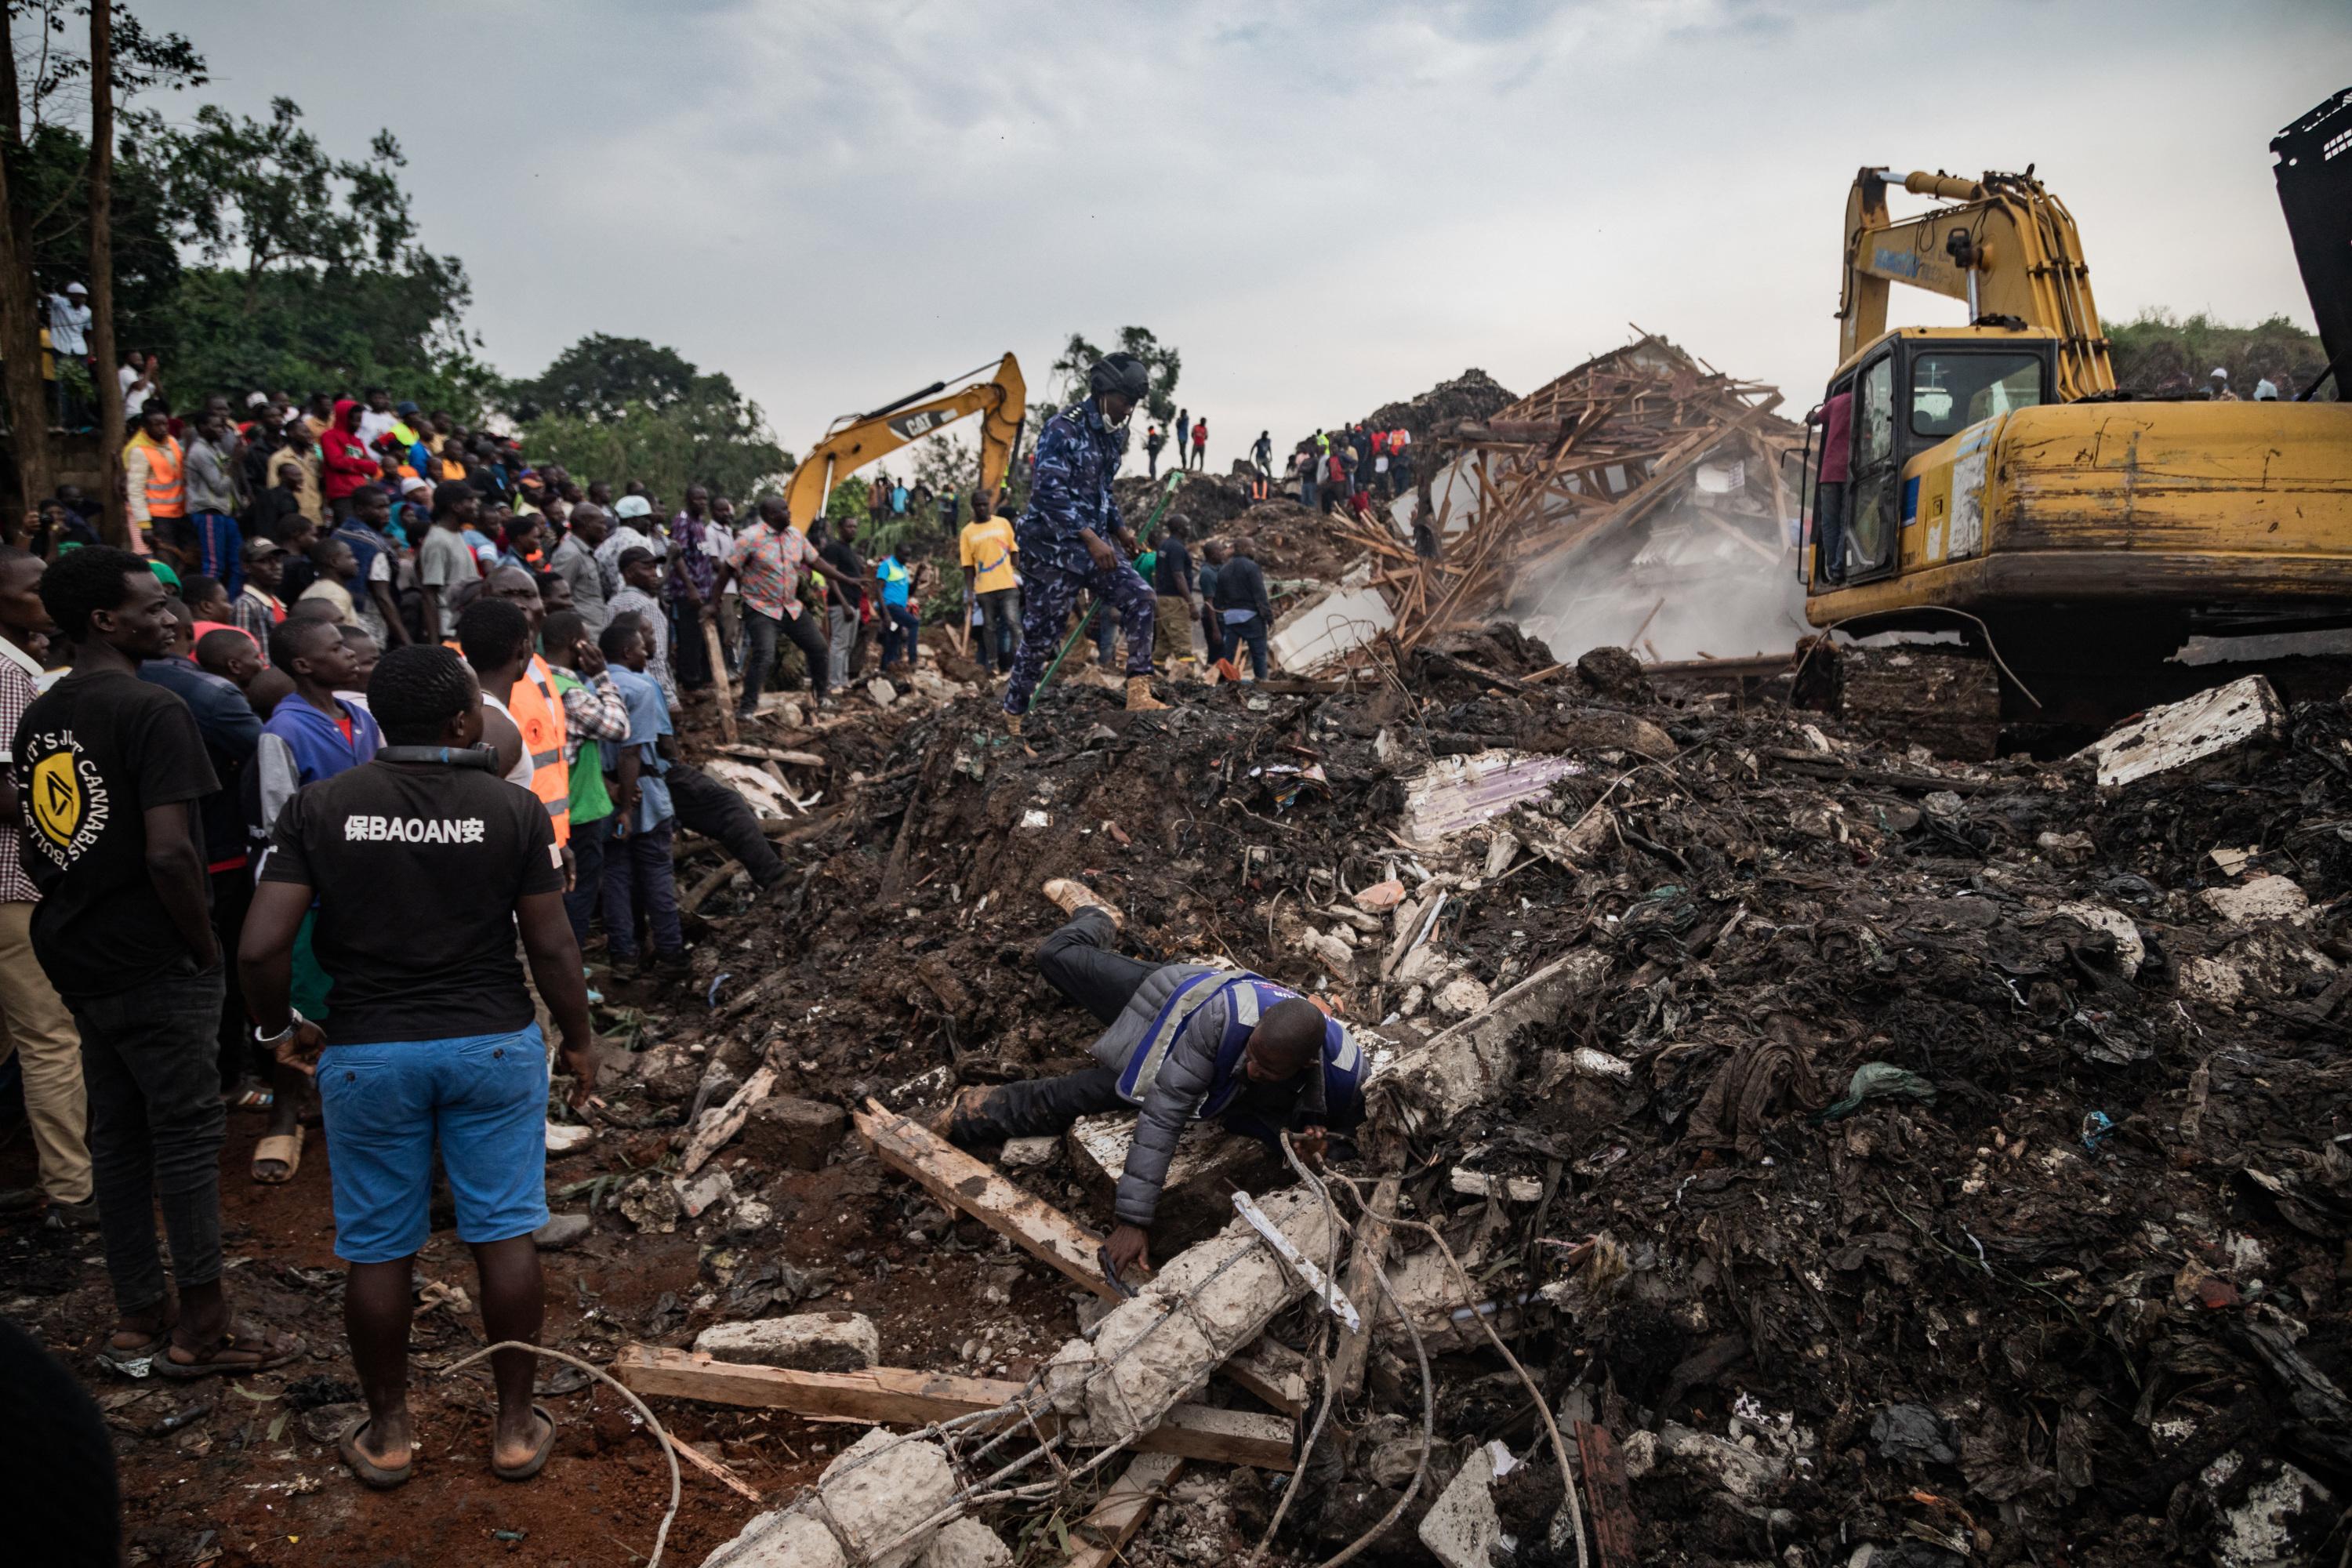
[1043,877,1122,929]
[1005,708,1022,735]
[1125,676,1167,713]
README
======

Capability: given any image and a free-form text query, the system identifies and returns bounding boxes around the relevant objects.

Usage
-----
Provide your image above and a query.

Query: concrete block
[697,1508,847,1568]
[916,1518,1011,1568]
[810,1427,956,1568]
[1000,1135,1058,1168]
[1362,950,1612,1167]
[695,1312,880,1373]
[2079,673,2283,786]
[1043,1185,1335,1448]
[738,1094,849,1171]
[1418,1440,1514,1568]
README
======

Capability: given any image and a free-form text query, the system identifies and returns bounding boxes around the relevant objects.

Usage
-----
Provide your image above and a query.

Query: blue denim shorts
[316,1024,550,1264]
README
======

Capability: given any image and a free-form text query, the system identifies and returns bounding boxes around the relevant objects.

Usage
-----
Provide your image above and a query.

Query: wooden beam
[704,619,739,745]
[855,1098,1307,1417]
[1066,1453,1185,1568]
[1574,1422,1639,1568]
[1328,1176,1399,1402]
[612,1348,1296,1472]
[855,1098,1111,1295]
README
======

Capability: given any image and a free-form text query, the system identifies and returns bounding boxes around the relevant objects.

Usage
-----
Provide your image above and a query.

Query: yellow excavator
[782,352,1027,531]
[1798,88,2352,750]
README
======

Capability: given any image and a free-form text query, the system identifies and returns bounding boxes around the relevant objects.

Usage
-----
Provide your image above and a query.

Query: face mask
[1101,402,1132,431]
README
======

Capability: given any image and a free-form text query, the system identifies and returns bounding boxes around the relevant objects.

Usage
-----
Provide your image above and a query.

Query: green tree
[524,395,793,506]
[506,333,701,423]
[129,95,481,412]
[1048,325,1181,425]
[2105,309,2331,398]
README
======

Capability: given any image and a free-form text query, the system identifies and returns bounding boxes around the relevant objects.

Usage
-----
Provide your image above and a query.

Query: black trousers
[664,759,785,889]
[953,912,1152,1145]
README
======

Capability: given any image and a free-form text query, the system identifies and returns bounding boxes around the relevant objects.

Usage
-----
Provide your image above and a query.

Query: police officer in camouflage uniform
[1001,354,1165,730]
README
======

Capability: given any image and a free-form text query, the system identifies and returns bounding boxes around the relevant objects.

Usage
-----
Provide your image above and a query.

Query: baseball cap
[242,537,288,561]
[615,495,652,521]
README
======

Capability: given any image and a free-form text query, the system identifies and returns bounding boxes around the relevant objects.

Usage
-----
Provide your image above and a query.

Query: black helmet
[1088,352,1150,402]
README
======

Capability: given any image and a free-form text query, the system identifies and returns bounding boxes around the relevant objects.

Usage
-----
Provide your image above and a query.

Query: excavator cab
[1800,326,2058,595]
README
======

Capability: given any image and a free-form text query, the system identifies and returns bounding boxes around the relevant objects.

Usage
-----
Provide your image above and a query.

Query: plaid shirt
[556,668,630,763]
[233,585,282,665]
[0,640,44,902]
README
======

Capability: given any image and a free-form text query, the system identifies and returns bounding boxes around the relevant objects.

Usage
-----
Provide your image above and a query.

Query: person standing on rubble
[1144,423,1165,481]
[1808,387,1853,586]
[935,880,1365,1276]
[1213,537,1275,681]
[1000,354,1165,728]
[1251,430,1272,477]
[1189,414,1207,472]
[240,643,597,1490]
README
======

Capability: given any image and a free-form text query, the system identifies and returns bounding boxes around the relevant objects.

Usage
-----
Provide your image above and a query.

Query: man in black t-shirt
[12,546,302,1380]
[240,643,597,1490]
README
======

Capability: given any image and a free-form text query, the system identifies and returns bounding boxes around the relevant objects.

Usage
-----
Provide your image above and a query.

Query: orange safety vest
[441,644,572,844]
[129,434,185,519]
[514,654,572,844]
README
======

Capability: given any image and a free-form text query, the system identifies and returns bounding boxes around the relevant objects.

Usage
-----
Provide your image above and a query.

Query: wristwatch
[253,1009,307,1047]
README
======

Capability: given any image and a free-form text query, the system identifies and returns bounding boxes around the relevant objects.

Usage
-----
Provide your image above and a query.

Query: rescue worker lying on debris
[935,879,1365,1276]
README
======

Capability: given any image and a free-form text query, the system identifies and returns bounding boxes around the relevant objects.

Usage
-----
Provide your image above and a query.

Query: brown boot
[1004,708,1022,735]
[1125,676,1167,713]
[1042,877,1123,929]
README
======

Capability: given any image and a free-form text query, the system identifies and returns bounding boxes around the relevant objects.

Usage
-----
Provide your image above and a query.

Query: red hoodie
[320,397,377,501]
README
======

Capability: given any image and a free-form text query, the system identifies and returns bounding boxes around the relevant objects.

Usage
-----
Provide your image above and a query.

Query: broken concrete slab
[915,1517,1011,1568]
[999,1135,1058,1169]
[2056,902,2146,972]
[695,1312,880,1373]
[1400,749,1586,844]
[1363,949,1613,1167]
[1042,1185,1334,1449]
[1449,1169,1543,1203]
[698,1508,845,1568]
[808,1427,955,1568]
[2079,673,2284,788]
[1269,583,1397,674]
[2204,873,2310,925]
[1417,1439,1516,1568]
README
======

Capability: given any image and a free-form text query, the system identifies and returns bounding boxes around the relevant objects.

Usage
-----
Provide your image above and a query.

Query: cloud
[138,0,2345,473]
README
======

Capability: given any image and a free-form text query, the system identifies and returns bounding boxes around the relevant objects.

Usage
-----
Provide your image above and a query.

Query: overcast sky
[140,0,2344,468]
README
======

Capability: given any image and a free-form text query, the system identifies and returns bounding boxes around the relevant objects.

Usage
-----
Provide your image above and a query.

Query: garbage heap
[632,634,2351,1568]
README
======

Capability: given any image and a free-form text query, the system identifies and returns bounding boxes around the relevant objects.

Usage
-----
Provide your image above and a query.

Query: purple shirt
[668,511,715,604]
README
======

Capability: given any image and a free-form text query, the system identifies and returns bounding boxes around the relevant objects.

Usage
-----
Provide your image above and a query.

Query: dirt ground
[9,581,2352,1565]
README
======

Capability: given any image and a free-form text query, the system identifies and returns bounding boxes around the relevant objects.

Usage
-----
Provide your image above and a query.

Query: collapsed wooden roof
[1328,330,1803,651]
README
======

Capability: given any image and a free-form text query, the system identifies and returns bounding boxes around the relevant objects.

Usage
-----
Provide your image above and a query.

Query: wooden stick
[1574,1422,1639,1568]
[675,1437,762,1504]
[1328,1175,1399,1402]
[678,858,739,917]
[1066,1453,1185,1568]
[679,1065,775,1174]
[612,1348,1296,1471]
[704,618,738,744]
[855,1099,1112,1294]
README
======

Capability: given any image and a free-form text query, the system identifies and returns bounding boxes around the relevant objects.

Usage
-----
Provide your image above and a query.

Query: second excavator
[783,353,1027,531]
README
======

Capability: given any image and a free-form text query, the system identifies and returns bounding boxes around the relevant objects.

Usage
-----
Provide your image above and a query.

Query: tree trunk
[88,0,123,545]
[0,7,56,519]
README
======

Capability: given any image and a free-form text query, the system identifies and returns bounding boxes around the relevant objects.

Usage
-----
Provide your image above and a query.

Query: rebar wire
[1791,608,2042,711]
[1325,1171,1592,1568]
[1249,1131,1348,1563]
[442,1342,681,1568]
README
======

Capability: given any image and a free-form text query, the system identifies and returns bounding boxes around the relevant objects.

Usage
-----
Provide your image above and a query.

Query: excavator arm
[782,352,1027,530]
[1838,169,2114,401]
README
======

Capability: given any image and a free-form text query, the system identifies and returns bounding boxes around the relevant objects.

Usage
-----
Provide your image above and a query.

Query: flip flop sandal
[153,1323,306,1381]
[251,1128,305,1185]
[337,1413,412,1490]
[492,1404,558,1482]
[95,1324,173,1381]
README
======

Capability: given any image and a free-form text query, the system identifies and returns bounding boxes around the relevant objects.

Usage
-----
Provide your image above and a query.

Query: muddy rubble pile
[1358,368,1519,444]
[610,632,2352,1567]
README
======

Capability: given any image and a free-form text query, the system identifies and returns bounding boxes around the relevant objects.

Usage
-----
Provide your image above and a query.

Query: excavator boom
[1838,168,2113,401]
[782,352,1026,530]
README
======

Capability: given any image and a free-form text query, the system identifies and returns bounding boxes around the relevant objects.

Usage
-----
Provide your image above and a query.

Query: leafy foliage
[506,334,702,423]
[2105,309,2332,398]
[1048,325,1181,424]
[522,394,793,509]
[122,96,477,411]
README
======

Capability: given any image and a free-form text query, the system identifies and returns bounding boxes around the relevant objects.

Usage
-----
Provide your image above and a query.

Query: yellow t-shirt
[959,518,1020,595]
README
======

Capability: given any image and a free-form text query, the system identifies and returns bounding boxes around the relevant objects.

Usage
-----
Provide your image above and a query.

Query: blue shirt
[601,665,673,833]
[1018,398,1129,576]
[261,695,383,788]
[876,555,911,608]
